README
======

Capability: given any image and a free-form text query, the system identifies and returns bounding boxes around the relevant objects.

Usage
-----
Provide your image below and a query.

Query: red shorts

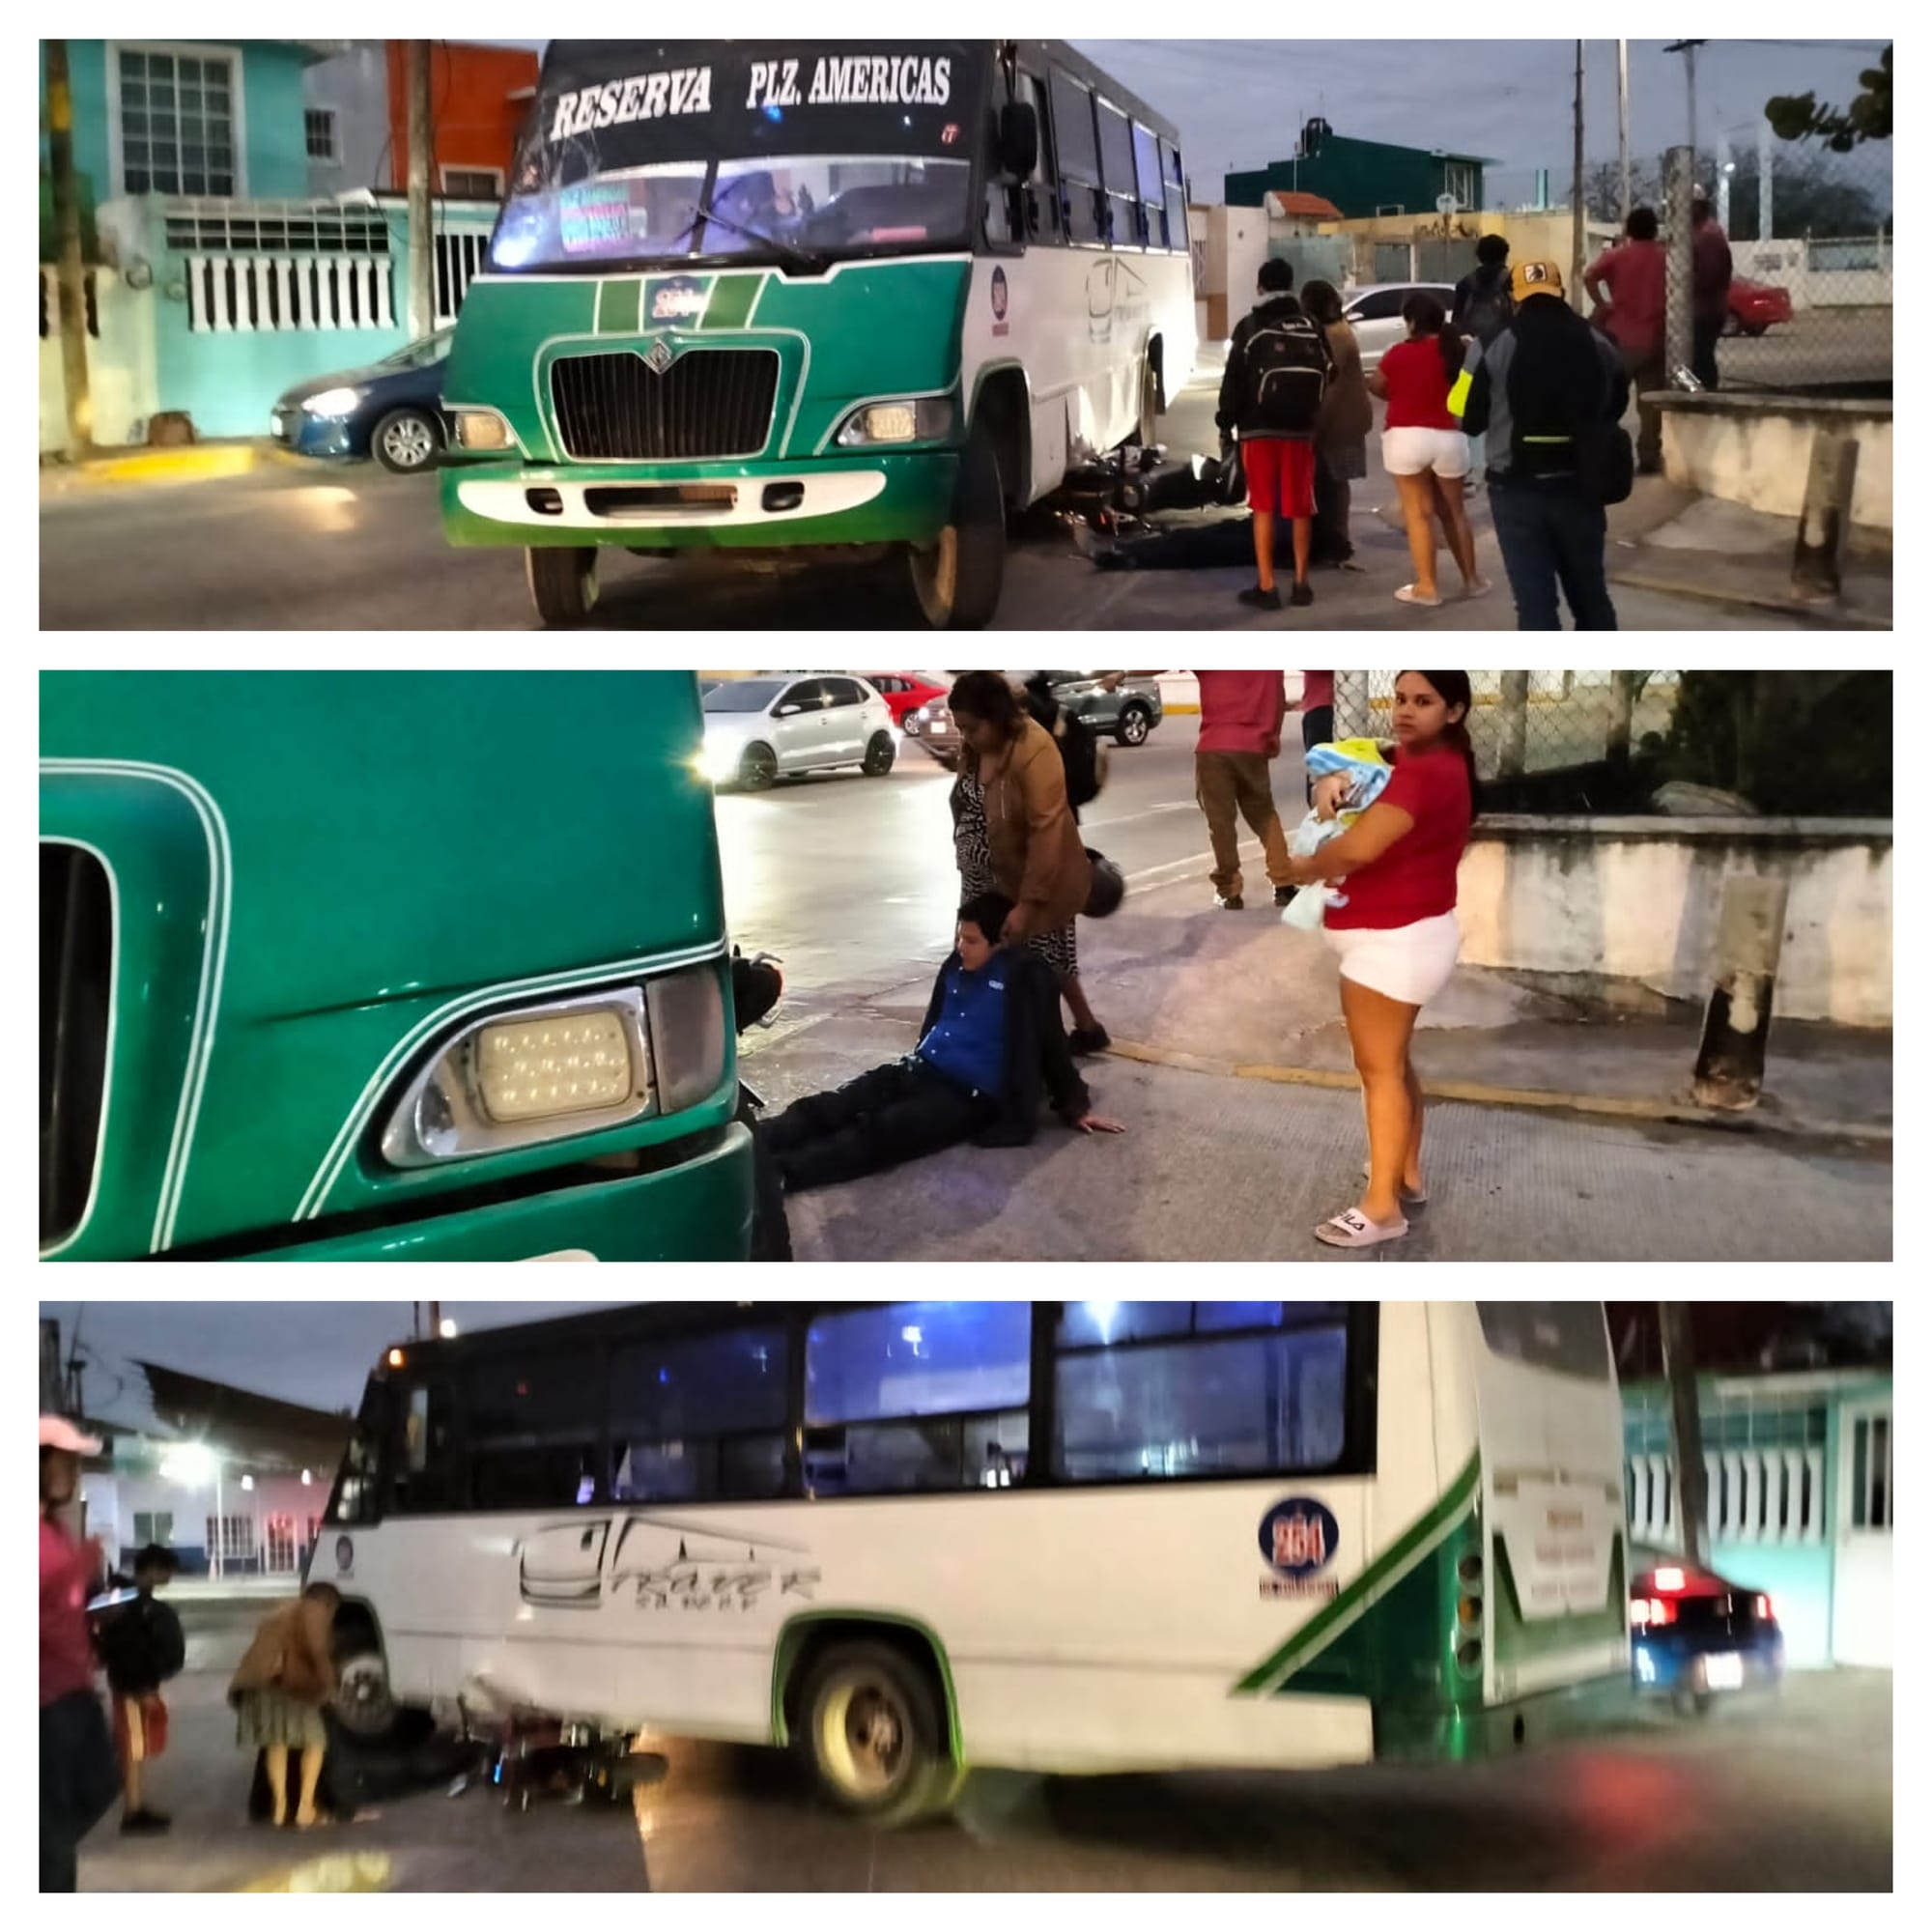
[1243,438,1317,519]
[113,1691,168,1764]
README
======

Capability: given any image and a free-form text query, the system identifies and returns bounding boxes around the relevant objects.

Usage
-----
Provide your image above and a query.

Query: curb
[1103,1038,1891,1147]
[1606,568,1891,630]
[45,445,263,490]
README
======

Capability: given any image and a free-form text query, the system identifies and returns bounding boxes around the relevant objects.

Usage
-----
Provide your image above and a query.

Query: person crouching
[766,893,1124,1192]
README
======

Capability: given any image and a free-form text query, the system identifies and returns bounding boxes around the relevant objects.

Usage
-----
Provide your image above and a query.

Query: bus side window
[1161,141,1188,255]
[1095,99,1138,251]
[1133,124,1164,252]
[387,1377,462,1514]
[466,1347,606,1512]
[1049,69,1104,246]
[1021,72,1062,246]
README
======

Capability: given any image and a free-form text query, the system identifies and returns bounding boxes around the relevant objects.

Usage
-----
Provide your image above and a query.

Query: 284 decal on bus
[1257,1496,1341,1602]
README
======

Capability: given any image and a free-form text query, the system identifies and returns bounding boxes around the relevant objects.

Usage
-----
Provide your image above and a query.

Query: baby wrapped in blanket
[1281,738,1392,931]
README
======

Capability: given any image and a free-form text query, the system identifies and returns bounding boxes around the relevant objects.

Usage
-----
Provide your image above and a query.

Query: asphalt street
[41,347,1822,632]
[80,1595,1892,1892]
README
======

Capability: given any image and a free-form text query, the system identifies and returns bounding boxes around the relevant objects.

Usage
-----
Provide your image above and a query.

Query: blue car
[1630,1548,1785,1715]
[270,330,453,473]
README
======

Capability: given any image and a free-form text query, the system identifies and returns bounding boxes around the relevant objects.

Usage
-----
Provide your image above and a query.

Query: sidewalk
[747,863,1891,1264]
[40,437,280,494]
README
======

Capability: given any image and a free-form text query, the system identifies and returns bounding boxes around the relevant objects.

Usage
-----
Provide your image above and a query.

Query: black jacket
[1216,294,1334,440]
[918,947,1091,1145]
[95,1592,186,1696]
[1462,297,1630,483]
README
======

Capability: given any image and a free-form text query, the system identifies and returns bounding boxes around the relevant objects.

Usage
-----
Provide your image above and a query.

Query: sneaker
[1274,886,1298,908]
[1290,581,1314,608]
[1236,585,1283,611]
[1067,1026,1112,1057]
[1216,894,1245,912]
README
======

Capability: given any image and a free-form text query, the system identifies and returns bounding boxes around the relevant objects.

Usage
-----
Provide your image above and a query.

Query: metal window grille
[265,1515,298,1572]
[184,253,395,334]
[1849,1410,1892,1531]
[120,47,237,196]
[1625,1386,1830,1547]
[205,1515,256,1562]
[434,230,488,325]
[304,108,339,164]
[39,269,102,341]
[162,201,391,255]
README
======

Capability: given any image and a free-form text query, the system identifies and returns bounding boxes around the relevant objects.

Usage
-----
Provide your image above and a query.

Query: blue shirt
[916,959,1009,1097]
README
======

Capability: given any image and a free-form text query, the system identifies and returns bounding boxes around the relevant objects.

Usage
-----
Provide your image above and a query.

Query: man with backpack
[1460,259,1632,630]
[96,1543,185,1834]
[1215,257,1332,611]
[1451,235,1514,488]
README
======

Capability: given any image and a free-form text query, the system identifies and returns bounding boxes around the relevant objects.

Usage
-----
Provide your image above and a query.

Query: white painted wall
[39,268,159,451]
[1662,403,1892,532]
[1458,818,1893,1027]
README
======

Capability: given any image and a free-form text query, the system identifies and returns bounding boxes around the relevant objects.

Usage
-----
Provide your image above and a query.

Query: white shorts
[1323,911,1463,1007]
[1381,426,1471,480]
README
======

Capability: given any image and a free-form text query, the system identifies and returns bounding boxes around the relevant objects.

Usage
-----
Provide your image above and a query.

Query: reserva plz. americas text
[548,54,953,141]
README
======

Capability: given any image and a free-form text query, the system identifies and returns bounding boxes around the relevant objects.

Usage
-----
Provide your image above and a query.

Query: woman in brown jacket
[947,671,1105,1052]
[1303,280,1372,571]
[228,1582,339,1828]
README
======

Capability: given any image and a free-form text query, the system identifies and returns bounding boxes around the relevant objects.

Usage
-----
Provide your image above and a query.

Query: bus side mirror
[998,102,1039,182]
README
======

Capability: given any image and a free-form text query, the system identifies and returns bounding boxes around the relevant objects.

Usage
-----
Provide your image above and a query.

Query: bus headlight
[835,397,953,446]
[381,987,655,1167]
[451,408,515,452]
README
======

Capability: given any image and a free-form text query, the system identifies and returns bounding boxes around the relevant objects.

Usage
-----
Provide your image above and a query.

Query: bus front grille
[41,842,114,1251]
[550,349,781,462]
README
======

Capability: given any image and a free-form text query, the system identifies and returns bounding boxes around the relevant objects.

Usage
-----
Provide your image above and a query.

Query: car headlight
[378,967,726,1166]
[451,408,514,451]
[696,737,742,784]
[302,386,366,416]
[835,397,954,447]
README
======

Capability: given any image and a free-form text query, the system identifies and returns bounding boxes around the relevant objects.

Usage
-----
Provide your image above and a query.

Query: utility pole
[43,41,96,461]
[1665,39,1706,182]
[428,1302,443,1341]
[1617,41,1633,221]
[1571,42,1586,296]
[1660,1303,1710,1566]
[406,41,435,339]
[1758,115,1775,242]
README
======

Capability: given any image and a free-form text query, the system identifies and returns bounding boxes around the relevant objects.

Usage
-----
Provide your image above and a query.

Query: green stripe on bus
[1233,1452,1480,1696]
[601,280,641,335]
[703,274,763,329]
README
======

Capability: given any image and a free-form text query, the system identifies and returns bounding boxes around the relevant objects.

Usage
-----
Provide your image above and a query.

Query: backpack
[1459,268,1515,347]
[1242,308,1329,436]
[98,1595,186,1691]
[1057,713,1104,810]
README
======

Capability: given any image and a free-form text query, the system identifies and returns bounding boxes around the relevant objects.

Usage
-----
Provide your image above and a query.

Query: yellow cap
[1512,259,1565,301]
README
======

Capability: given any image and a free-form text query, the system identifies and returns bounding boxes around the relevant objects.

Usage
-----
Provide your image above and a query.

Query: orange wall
[384,42,538,191]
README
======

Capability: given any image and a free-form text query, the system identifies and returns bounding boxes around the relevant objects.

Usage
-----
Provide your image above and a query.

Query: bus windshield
[493,40,981,275]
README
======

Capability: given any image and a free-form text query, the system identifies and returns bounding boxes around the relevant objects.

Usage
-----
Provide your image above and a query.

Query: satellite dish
[1435,192,1460,215]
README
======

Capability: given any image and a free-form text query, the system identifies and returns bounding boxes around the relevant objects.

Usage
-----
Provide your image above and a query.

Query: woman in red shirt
[1368,295,1489,608]
[1284,671,1476,1249]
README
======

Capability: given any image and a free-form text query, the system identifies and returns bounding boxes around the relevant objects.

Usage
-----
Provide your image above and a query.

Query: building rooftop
[1265,190,1344,220]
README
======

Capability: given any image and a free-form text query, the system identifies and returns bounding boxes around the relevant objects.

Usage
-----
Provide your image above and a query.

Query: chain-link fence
[1331,670,1891,817]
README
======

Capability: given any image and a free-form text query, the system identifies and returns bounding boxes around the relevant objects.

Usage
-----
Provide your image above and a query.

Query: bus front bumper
[440,450,957,552]
[252,1123,755,1262]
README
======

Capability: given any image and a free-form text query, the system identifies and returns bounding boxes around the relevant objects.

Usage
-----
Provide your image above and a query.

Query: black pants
[1488,480,1619,631]
[41,1690,118,1893]
[1313,453,1352,562]
[766,1059,998,1192]
[1692,317,1722,391]
[1095,513,1349,572]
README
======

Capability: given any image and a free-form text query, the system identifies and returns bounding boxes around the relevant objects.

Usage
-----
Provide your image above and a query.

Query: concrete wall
[304,42,391,193]
[1661,396,1892,534]
[84,1467,326,1574]
[1733,236,1893,310]
[1459,816,1893,1027]
[40,268,160,451]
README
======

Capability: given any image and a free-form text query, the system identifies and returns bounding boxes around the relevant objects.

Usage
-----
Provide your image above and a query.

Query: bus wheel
[907,429,1005,630]
[800,1642,951,1827]
[526,547,599,627]
[331,1647,431,1753]
[1136,352,1159,445]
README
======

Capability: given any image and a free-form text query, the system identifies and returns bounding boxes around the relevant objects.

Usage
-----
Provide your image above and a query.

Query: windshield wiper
[687,200,830,276]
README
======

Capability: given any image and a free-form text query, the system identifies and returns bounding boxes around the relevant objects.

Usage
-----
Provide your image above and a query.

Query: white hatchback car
[699,674,897,791]
[1341,282,1459,370]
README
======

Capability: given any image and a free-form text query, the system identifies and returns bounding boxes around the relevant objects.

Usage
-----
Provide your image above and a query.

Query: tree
[1662,671,1890,814]
[1766,43,1891,151]
[1719,154,1884,243]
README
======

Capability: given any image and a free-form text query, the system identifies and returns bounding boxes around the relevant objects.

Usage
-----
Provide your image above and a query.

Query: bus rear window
[1477,1304,1610,1381]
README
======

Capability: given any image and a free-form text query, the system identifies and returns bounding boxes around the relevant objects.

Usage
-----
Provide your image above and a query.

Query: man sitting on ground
[766,893,1124,1192]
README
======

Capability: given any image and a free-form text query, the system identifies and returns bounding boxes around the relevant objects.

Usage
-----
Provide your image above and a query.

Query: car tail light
[1631,1596,1677,1629]
[1652,1567,1686,1593]
[1754,1594,1773,1622]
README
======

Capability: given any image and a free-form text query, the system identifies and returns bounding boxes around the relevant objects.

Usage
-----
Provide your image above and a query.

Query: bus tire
[526,546,599,628]
[331,1644,433,1753]
[1136,351,1159,445]
[907,428,1005,630]
[798,1641,951,1827]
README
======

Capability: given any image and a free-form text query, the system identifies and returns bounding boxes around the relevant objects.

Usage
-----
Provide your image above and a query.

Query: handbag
[1083,849,1125,919]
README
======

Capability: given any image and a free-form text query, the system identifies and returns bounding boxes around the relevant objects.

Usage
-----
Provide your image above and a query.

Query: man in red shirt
[1193,669,1295,910]
[1583,208,1667,473]
[42,1415,116,1892]
[1691,197,1734,391]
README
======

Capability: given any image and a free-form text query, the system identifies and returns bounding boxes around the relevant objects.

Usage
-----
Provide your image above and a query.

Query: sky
[41,1302,622,1416]
[497,38,1890,204]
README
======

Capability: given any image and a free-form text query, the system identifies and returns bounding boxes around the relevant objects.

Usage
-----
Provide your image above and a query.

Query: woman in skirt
[228,1582,340,1828]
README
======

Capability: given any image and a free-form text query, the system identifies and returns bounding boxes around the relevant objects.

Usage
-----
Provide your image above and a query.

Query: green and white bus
[440,41,1198,629]
[323,1301,1632,1822]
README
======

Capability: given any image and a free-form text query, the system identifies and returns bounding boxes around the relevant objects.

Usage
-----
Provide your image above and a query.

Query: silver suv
[1039,671,1164,747]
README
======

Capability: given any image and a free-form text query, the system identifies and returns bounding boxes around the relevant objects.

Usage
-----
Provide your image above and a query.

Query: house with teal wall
[40,38,497,446]
[1227,131,1489,221]
[1623,1369,1892,1671]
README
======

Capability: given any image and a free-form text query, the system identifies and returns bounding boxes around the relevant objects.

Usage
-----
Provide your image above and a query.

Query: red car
[858,672,949,727]
[1726,276,1793,337]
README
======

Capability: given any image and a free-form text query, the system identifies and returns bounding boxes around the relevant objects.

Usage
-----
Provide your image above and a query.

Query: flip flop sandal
[1462,578,1494,599]
[1363,1161,1430,1207]
[1393,584,1442,607]
[1315,1208,1410,1249]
